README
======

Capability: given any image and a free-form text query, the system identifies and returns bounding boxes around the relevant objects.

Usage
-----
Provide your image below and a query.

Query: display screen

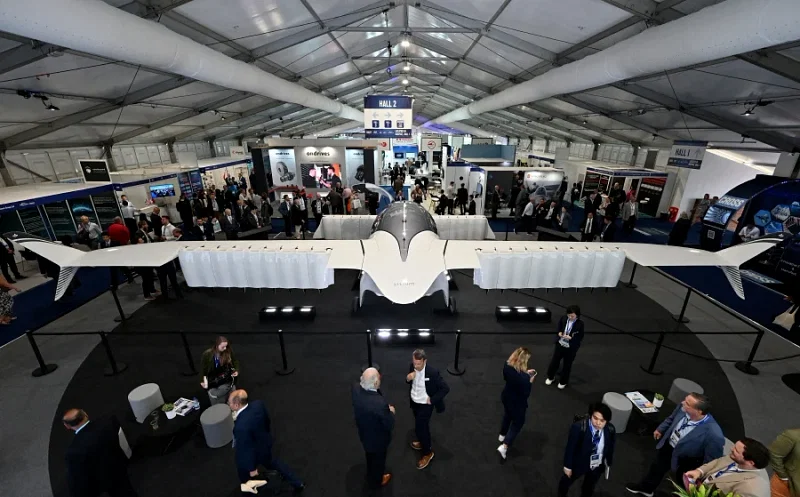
[67,197,97,225]
[703,205,733,226]
[150,183,176,199]
[18,207,50,239]
[177,172,194,200]
[43,201,77,238]
[300,163,342,189]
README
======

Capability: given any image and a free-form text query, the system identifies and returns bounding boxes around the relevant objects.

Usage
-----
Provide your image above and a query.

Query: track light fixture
[401,38,410,48]
[402,78,409,85]
[45,103,59,111]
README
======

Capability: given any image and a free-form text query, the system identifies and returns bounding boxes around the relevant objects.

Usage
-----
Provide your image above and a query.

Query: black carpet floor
[49,270,744,497]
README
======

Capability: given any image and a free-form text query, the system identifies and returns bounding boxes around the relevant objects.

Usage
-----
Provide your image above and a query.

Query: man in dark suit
[627,393,724,497]
[583,192,601,220]
[352,367,395,488]
[490,185,501,219]
[278,195,293,237]
[468,195,477,215]
[220,208,239,240]
[0,233,24,283]
[206,192,221,218]
[406,349,450,469]
[62,408,137,497]
[188,216,206,241]
[234,199,247,224]
[560,403,616,497]
[228,390,305,493]
[599,216,617,242]
[545,305,585,389]
[328,188,344,215]
[457,183,469,214]
[580,212,597,242]
[149,207,163,241]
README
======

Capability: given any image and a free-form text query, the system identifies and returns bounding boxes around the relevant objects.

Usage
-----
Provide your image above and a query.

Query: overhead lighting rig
[17,89,59,111]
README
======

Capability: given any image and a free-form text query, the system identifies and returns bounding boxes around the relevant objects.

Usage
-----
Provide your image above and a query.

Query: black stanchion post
[505,219,509,241]
[361,330,379,372]
[180,332,197,377]
[275,329,295,376]
[624,263,638,289]
[110,285,127,323]
[447,329,466,376]
[640,331,665,375]
[673,287,691,324]
[100,331,127,376]
[735,329,763,375]
[26,331,58,377]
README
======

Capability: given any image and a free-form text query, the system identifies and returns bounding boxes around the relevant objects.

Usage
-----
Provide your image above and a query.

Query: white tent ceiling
[0,0,798,157]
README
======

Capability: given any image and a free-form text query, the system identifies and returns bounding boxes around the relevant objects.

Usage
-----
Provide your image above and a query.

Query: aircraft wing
[8,232,365,300]
[444,236,783,298]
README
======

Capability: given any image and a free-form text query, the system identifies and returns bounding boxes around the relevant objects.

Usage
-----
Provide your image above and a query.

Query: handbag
[773,305,797,331]
[352,198,362,209]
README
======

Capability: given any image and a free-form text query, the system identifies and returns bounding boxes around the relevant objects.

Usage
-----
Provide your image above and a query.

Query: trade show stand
[556,159,672,217]
[250,139,380,197]
[0,181,121,244]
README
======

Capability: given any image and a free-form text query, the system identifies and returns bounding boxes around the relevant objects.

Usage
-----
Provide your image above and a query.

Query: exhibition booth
[556,159,671,217]
[0,181,121,242]
[111,157,250,222]
[249,138,380,201]
[526,152,556,167]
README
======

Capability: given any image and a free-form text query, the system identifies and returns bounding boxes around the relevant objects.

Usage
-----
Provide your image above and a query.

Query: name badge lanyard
[671,415,709,446]
[710,463,737,481]
[560,320,574,348]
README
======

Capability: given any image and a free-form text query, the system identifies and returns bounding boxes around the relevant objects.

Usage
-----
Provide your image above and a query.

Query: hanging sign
[79,159,111,182]
[423,138,442,152]
[667,140,707,169]
[364,95,413,138]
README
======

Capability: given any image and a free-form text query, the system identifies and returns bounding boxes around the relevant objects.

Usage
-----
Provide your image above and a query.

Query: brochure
[625,391,658,413]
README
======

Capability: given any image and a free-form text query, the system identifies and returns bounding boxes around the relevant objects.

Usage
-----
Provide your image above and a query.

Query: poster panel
[43,201,77,238]
[91,192,122,228]
[345,149,367,186]
[67,197,98,224]
[522,170,565,201]
[267,148,298,187]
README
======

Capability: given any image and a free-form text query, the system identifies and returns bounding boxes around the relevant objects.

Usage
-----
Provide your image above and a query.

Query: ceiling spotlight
[46,104,59,111]
[582,120,587,125]
[402,78,409,85]
[742,107,754,117]
[404,63,411,71]
[221,115,226,120]
[637,108,647,115]
[401,39,410,48]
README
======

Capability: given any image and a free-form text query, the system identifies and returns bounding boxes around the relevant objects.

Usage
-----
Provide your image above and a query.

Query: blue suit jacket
[563,420,616,477]
[233,400,274,483]
[655,406,724,471]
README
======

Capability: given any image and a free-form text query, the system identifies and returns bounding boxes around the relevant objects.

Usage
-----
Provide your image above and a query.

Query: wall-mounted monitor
[149,183,176,199]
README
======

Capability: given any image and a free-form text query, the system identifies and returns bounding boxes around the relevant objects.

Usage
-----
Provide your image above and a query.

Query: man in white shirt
[160,217,176,241]
[622,198,638,235]
[738,223,761,242]
[77,216,103,250]
[581,212,597,242]
[119,195,138,239]
[684,438,770,497]
[518,195,536,234]
[406,349,450,470]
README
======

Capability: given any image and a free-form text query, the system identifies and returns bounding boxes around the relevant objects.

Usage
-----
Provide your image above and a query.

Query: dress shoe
[558,383,567,390]
[381,474,392,486]
[545,378,554,386]
[410,440,422,450]
[498,434,505,442]
[417,451,434,469]
[497,444,507,460]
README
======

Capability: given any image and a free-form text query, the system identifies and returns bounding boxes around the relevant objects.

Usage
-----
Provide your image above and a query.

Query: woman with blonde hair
[497,347,537,460]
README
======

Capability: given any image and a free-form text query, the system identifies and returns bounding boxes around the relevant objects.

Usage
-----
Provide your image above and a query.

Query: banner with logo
[268,148,298,187]
[79,159,111,182]
[230,146,246,158]
[667,140,708,169]
[422,138,442,153]
[345,149,367,187]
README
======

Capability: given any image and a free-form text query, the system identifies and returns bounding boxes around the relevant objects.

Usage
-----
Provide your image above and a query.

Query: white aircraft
[5,202,780,307]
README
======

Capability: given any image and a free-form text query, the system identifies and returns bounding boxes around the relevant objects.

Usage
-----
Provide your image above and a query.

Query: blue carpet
[0,268,112,346]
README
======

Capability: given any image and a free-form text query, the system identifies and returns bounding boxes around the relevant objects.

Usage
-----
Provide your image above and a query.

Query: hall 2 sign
[667,140,707,169]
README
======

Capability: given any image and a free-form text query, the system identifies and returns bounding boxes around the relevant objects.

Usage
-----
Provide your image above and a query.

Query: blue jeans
[500,406,526,447]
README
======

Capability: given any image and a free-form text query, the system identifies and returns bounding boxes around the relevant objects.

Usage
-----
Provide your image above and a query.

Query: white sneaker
[497,444,507,460]
[498,434,505,442]
[545,378,554,386]
[558,383,567,390]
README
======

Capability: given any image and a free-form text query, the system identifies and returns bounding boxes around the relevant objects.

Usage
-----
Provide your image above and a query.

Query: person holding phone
[497,347,537,460]
[200,336,239,405]
[546,305,585,389]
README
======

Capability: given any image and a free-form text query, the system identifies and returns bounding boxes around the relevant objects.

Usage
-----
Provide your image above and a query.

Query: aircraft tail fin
[4,233,85,300]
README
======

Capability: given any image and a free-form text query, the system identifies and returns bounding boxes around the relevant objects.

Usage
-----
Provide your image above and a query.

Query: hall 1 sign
[364,95,413,138]
[667,140,708,169]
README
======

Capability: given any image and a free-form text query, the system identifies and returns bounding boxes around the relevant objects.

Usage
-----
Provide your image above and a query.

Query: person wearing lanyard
[560,403,616,497]
[200,336,239,405]
[684,438,770,497]
[627,393,724,497]
[545,305,585,390]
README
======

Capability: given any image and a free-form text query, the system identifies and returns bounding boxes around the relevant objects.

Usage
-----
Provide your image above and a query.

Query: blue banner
[0,183,114,212]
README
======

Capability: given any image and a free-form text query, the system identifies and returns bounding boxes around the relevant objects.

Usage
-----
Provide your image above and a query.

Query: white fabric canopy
[314,215,495,240]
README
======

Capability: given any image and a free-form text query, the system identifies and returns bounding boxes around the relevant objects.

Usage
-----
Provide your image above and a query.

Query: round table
[138,401,204,455]
[628,389,677,436]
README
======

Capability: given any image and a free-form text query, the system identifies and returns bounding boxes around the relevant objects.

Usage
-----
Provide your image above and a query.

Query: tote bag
[773,305,797,331]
